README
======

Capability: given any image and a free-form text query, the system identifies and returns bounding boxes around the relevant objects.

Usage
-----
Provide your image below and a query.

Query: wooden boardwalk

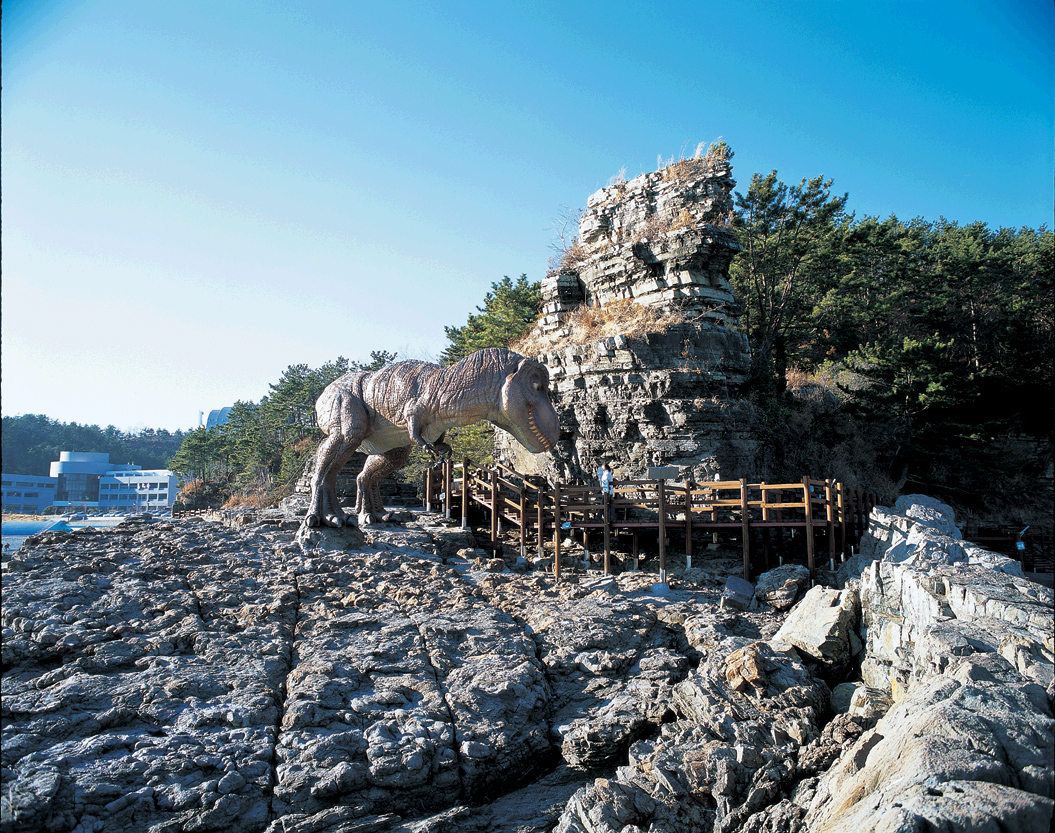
[425,458,877,581]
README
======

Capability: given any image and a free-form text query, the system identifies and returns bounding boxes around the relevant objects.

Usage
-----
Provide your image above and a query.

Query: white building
[45,451,178,513]
[97,470,179,514]
[50,452,138,507]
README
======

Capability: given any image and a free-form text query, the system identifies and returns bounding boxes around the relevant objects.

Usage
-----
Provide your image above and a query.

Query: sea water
[2,520,71,552]
[2,517,128,552]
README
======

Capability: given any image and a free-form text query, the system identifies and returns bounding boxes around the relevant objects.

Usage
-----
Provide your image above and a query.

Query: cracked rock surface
[2,499,1052,833]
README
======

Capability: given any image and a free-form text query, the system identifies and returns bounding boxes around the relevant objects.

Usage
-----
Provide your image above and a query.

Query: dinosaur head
[496,357,560,454]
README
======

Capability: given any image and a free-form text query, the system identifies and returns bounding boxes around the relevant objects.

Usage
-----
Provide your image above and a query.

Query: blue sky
[3,0,1052,433]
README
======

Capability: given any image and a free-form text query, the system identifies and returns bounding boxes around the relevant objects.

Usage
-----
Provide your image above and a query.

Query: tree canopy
[441,275,542,365]
[1,415,186,476]
[730,171,1052,515]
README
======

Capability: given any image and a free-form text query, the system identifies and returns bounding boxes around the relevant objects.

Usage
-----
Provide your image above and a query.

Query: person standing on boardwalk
[596,462,615,522]
[599,462,614,497]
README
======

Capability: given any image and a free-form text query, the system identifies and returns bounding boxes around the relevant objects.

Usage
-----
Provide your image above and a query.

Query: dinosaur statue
[306,348,560,528]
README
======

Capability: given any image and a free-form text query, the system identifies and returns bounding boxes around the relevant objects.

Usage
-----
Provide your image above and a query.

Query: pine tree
[440,275,541,365]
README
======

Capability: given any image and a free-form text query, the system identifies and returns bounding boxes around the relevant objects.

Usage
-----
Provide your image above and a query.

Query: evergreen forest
[1,416,187,477]
[5,168,1051,526]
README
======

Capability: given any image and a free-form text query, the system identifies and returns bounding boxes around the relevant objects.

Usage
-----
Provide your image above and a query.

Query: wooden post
[490,468,499,554]
[838,482,848,562]
[684,481,693,569]
[825,479,836,569]
[603,492,611,575]
[760,483,769,572]
[460,457,469,529]
[657,479,667,584]
[537,483,545,559]
[740,478,751,581]
[854,487,864,549]
[803,477,816,580]
[443,460,452,520]
[553,483,562,582]
[776,496,785,566]
[633,530,639,571]
[425,466,433,511]
[519,481,527,559]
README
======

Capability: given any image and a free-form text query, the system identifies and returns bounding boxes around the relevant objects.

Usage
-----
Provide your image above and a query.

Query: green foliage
[167,352,398,507]
[440,275,542,365]
[1,415,186,476]
[729,169,1053,520]
[168,426,225,482]
[730,171,849,387]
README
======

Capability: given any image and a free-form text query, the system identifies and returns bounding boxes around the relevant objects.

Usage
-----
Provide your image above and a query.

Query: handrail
[424,458,877,582]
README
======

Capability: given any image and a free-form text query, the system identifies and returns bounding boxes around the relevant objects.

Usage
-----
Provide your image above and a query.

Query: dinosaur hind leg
[356,445,412,526]
[307,434,343,527]
[307,430,366,528]
[321,448,358,527]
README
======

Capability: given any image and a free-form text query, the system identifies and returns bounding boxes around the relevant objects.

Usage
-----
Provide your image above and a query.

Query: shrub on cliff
[511,298,685,357]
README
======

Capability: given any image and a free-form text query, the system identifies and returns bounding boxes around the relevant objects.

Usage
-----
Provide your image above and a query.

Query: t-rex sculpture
[306,348,560,528]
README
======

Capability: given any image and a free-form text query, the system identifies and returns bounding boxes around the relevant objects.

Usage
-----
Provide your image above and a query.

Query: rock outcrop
[500,153,756,484]
[2,495,1051,833]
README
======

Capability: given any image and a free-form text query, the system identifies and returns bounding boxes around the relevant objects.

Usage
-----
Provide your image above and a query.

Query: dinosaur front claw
[424,443,443,462]
[426,442,452,463]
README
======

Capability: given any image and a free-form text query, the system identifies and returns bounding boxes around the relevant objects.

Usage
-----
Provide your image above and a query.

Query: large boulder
[773,585,860,671]
[752,563,811,611]
[847,496,1050,695]
[496,158,756,485]
[805,657,1055,833]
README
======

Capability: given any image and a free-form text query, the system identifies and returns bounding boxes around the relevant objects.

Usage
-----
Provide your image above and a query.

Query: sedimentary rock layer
[502,157,755,484]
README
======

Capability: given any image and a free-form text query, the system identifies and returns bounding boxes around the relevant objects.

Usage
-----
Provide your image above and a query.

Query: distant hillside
[1,414,187,475]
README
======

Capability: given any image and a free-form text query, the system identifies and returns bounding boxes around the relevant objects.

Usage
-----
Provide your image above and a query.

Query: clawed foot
[305,509,356,529]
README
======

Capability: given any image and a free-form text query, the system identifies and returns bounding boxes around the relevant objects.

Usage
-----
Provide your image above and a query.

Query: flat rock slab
[0,521,552,832]
[4,501,1052,833]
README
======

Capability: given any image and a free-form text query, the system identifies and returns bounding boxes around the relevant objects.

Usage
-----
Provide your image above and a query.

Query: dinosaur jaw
[502,401,559,454]
[497,355,561,454]
[526,405,554,452]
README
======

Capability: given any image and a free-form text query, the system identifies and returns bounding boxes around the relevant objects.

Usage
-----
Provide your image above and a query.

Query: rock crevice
[2,499,1051,833]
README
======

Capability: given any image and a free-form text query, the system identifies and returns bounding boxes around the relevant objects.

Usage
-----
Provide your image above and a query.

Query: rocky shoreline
[2,497,1052,832]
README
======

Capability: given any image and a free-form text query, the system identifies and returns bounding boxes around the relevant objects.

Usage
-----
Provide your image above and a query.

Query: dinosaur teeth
[527,408,552,451]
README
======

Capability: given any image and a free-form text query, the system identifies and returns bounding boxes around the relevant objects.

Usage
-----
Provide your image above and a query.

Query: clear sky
[3,0,1052,433]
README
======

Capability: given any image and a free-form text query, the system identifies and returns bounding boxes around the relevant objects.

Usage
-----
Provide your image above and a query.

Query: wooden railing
[171,507,220,519]
[425,459,876,581]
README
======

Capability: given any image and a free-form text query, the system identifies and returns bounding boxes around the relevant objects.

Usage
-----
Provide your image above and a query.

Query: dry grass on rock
[513,299,685,357]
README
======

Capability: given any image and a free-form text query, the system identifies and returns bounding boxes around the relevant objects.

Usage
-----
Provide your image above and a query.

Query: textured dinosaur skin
[306,348,560,528]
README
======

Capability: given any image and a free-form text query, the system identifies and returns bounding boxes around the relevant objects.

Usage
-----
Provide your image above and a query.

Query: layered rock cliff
[499,153,756,484]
